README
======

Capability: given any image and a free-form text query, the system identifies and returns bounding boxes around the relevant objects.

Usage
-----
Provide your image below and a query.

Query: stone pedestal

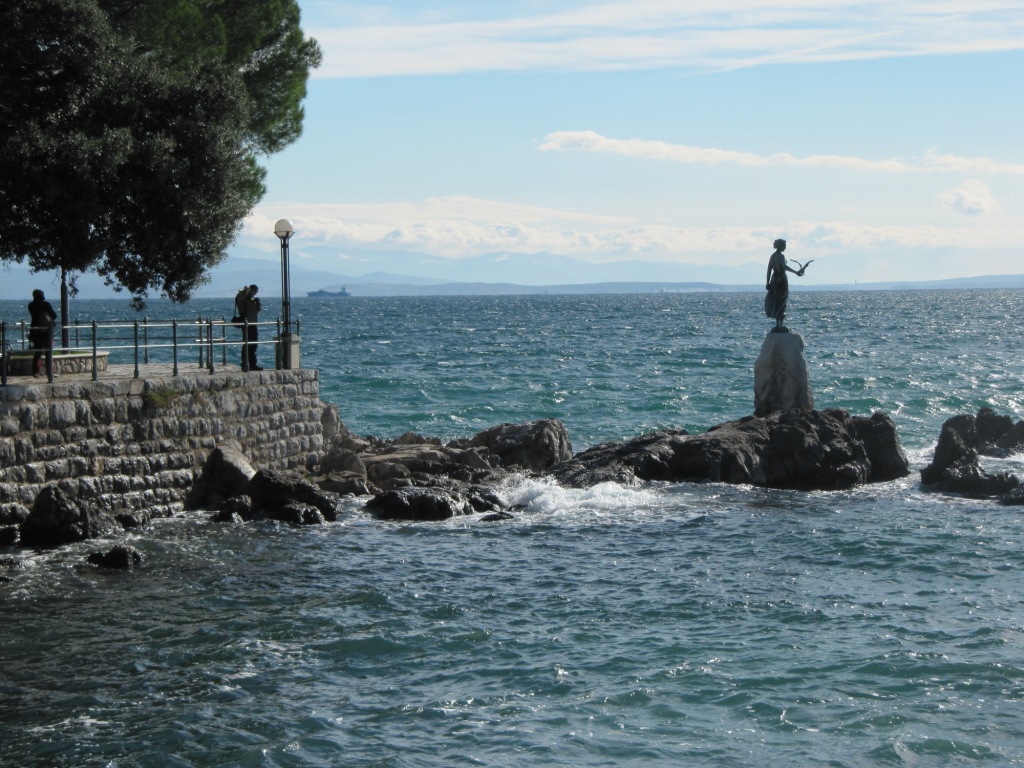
[754,330,813,417]
[279,333,300,370]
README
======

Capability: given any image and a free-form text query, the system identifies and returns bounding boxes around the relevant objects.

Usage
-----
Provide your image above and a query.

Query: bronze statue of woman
[764,238,809,330]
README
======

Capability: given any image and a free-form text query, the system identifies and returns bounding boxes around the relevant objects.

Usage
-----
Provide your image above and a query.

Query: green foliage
[0,0,320,308]
[99,0,322,154]
[0,0,261,304]
[143,385,181,411]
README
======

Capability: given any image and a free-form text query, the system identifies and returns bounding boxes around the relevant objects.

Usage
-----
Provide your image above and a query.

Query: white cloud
[241,197,1024,264]
[308,1,1024,78]
[938,179,1002,214]
[539,130,1024,174]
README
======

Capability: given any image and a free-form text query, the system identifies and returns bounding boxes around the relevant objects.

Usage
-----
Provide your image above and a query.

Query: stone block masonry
[0,369,327,522]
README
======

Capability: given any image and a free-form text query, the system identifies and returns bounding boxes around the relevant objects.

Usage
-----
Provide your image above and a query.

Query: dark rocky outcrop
[935,456,1019,497]
[921,408,1023,497]
[366,486,475,521]
[457,419,574,472]
[241,469,341,524]
[365,475,507,522]
[188,411,913,526]
[316,419,572,521]
[185,444,258,511]
[20,485,121,547]
[317,474,373,497]
[213,494,251,524]
[1000,487,1024,506]
[188,446,342,525]
[324,430,498,494]
[318,419,570,497]
[88,544,145,570]
[274,501,327,526]
[549,409,909,490]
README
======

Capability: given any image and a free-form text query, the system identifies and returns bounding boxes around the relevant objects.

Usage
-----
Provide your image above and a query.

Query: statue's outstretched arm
[789,259,814,276]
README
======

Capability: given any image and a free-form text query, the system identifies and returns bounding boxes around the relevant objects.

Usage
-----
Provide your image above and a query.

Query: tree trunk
[60,267,70,350]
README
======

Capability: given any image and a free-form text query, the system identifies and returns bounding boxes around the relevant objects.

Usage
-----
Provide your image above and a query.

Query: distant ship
[307,286,351,297]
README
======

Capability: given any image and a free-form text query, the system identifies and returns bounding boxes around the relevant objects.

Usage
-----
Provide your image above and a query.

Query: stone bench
[2,351,110,377]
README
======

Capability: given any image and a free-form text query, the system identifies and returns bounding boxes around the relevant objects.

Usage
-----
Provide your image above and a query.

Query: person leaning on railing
[28,289,57,378]
[234,284,263,371]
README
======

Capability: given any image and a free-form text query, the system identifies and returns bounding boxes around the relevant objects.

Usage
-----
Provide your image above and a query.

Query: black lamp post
[274,218,296,368]
[274,218,295,336]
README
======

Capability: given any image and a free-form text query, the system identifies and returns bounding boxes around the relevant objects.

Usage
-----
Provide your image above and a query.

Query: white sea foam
[496,474,702,525]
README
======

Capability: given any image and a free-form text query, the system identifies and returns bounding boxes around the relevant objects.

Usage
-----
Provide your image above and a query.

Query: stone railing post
[1,322,7,386]
[207,319,215,374]
[197,315,205,369]
[172,320,179,376]
[133,321,140,379]
[91,321,99,381]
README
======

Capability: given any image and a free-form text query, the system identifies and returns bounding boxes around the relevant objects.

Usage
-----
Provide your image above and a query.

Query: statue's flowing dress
[764,250,788,322]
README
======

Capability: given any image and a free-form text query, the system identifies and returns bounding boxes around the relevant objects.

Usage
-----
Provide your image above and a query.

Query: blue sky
[16,0,1024,293]
[234,0,1024,285]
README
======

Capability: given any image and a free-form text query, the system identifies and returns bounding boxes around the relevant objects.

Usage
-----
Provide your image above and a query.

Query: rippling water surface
[3,290,1024,766]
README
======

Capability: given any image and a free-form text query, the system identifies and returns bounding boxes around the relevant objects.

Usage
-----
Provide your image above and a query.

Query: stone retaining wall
[3,351,110,377]
[0,369,329,522]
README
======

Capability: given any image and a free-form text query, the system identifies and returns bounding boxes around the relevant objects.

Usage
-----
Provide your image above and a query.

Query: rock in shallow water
[463,419,573,472]
[237,469,341,524]
[921,408,1023,497]
[185,444,257,510]
[88,544,144,570]
[20,485,121,547]
[366,486,475,521]
[548,409,909,491]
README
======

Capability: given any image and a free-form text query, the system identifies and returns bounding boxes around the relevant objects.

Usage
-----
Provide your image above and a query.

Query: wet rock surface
[549,409,909,491]
[20,485,121,547]
[88,544,145,570]
[921,407,1023,497]
[22,402,1017,548]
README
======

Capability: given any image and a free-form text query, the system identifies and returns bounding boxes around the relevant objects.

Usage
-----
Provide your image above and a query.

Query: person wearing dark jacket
[234,284,263,371]
[28,289,57,378]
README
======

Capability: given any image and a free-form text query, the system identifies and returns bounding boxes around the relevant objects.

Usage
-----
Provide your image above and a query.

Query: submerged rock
[210,470,343,526]
[276,501,327,526]
[365,476,507,522]
[936,456,1019,497]
[549,409,909,491]
[366,486,475,521]
[88,544,145,570]
[921,408,1023,497]
[244,469,341,524]
[999,487,1024,506]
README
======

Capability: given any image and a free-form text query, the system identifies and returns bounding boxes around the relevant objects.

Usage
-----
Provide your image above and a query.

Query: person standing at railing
[28,289,57,378]
[235,284,263,371]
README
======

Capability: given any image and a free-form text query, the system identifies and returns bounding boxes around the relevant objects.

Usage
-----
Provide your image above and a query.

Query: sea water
[2,290,1023,767]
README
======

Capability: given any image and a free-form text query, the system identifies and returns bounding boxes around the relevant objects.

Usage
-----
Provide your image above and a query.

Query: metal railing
[0,316,300,386]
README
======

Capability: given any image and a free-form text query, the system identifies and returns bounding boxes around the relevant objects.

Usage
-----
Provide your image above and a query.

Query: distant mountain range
[3,245,1024,302]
